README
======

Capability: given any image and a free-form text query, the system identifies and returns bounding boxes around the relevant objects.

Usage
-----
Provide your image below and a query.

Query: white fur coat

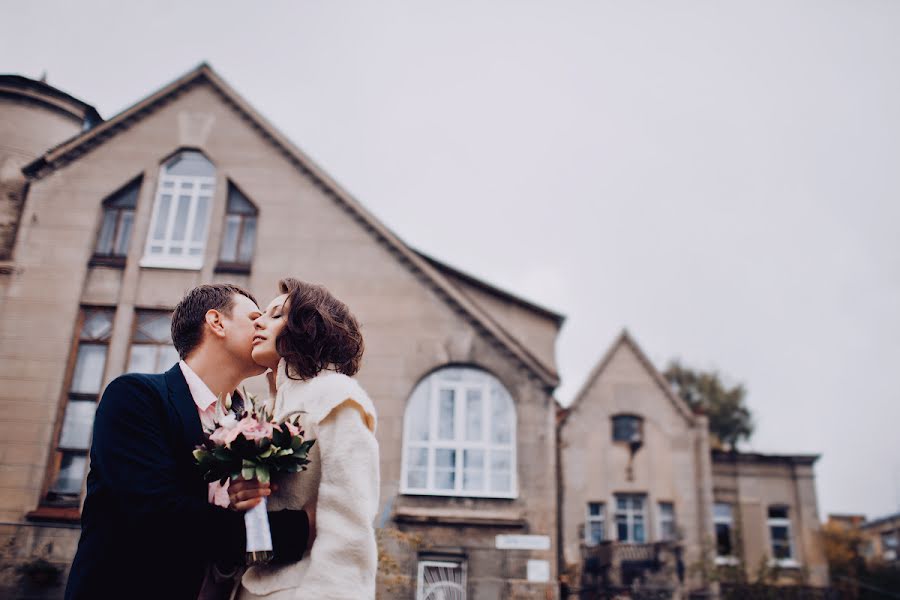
[238,360,379,600]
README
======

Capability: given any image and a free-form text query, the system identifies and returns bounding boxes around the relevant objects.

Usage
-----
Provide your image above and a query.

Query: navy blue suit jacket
[65,364,308,600]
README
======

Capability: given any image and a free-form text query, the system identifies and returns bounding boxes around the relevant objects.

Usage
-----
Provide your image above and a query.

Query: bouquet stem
[244,496,274,565]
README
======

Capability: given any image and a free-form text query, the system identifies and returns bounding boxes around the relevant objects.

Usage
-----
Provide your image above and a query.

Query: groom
[65,284,310,600]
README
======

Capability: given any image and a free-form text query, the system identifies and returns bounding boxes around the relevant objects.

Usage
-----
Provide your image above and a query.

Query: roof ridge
[561,329,696,425]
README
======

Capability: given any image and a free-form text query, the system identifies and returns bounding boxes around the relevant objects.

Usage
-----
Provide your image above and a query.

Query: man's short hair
[171,284,258,359]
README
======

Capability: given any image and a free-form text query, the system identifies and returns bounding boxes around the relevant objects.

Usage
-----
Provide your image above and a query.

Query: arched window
[141,150,216,269]
[401,366,517,498]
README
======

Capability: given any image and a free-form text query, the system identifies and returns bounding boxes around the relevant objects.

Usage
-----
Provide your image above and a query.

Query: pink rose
[209,416,273,447]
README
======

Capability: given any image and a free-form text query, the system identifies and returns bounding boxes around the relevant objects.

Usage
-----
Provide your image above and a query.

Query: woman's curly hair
[275,278,364,380]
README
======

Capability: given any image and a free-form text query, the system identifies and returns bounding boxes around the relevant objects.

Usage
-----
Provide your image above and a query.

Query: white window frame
[657,501,676,542]
[767,506,798,568]
[416,559,467,600]
[140,154,215,270]
[713,502,738,565]
[401,367,518,499]
[585,502,606,546]
[614,494,647,543]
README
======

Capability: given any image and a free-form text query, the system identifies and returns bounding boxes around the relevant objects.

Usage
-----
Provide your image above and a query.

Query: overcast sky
[4,0,899,519]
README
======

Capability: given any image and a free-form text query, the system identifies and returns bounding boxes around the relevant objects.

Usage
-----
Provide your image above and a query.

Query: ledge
[393,506,526,528]
[88,254,126,268]
[26,506,80,524]
[214,261,252,275]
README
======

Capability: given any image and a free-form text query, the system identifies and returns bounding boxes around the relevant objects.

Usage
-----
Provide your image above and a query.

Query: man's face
[220,293,266,377]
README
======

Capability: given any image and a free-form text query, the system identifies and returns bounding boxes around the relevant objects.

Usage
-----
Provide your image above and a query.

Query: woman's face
[252,293,289,370]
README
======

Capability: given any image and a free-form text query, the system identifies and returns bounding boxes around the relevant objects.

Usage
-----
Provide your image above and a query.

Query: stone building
[0,64,563,599]
[558,332,829,595]
[0,64,830,599]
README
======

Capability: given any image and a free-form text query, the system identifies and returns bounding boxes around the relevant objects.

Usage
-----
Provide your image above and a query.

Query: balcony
[578,541,684,597]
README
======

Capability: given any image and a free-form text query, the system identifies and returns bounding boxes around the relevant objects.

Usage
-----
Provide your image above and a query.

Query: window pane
[220,215,240,262]
[463,449,484,491]
[589,502,603,517]
[634,520,646,543]
[435,449,455,490]
[407,389,430,442]
[465,388,482,441]
[237,216,256,263]
[716,523,733,556]
[406,447,427,489]
[171,195,191,241]
[491,389,511,444]
[768,506,788,519]
[114,210,134,256]
[191,196,210,243]
[127,345,158,374]
[438,389,455,440]
[70,344,107,394]
[81,310,113,341]
[613,415,641,442]
[96,209,117,254]
[164,151,215,177]
[227,184,257,215]
[50,453,87,494]
[617,516,628,541]
[714,503,733,521]
[134,312,172,343]
[770,525,789,542]
[490,450,511,492]
[158,345,179,371]
[58,400,96,449]
[105,179,140,209]
[588,521,605,545]
[152,194,172,240]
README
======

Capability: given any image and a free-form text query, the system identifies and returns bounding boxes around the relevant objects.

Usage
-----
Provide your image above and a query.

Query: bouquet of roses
[193,389,315,565]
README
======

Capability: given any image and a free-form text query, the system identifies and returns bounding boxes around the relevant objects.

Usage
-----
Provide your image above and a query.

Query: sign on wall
[495,534,551,551]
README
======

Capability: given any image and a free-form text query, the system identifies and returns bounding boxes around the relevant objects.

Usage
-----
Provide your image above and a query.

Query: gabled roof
[415,250,565,325]
[560,329,696,425]
[22,63,560,389]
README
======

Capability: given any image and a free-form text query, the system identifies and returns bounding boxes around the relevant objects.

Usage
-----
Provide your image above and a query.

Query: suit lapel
[163,363,204,451]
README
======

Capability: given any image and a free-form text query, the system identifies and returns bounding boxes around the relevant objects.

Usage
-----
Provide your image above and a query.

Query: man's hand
[228,477,276,512]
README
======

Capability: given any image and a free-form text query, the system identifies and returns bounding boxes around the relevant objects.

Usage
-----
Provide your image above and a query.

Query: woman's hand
[228,477,277,512]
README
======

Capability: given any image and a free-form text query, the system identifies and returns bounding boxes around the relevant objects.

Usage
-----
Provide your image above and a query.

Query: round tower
[0,74,101,259]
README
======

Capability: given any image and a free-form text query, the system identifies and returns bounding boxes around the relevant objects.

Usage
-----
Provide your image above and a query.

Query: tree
[663,360,754,450]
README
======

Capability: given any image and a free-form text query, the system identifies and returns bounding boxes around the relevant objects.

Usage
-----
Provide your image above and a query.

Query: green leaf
[242,466,255,480]
[256,464,270,484]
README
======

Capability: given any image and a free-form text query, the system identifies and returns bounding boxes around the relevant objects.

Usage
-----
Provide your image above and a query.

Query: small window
[881,531,898,561]
[93,178,140,262]
[127,311,179,373]
[714,503,735,559]
[417,558,466,600]
[586,502,606,546]
[44,308,115,506]
[612,414,642,443]
[217,183,258,270]
[615,494,647,543]
[658,502,676,541]
[767,505,794,563]
[141,150,215,270]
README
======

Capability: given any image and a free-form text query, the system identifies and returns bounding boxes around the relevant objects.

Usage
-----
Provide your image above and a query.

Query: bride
[233,278,379,600]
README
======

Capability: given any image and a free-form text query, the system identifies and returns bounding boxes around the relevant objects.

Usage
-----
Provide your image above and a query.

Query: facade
[558,332,829,595]
[859,513,900,564]
[0,65,563,600]
[711,451,828,585]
